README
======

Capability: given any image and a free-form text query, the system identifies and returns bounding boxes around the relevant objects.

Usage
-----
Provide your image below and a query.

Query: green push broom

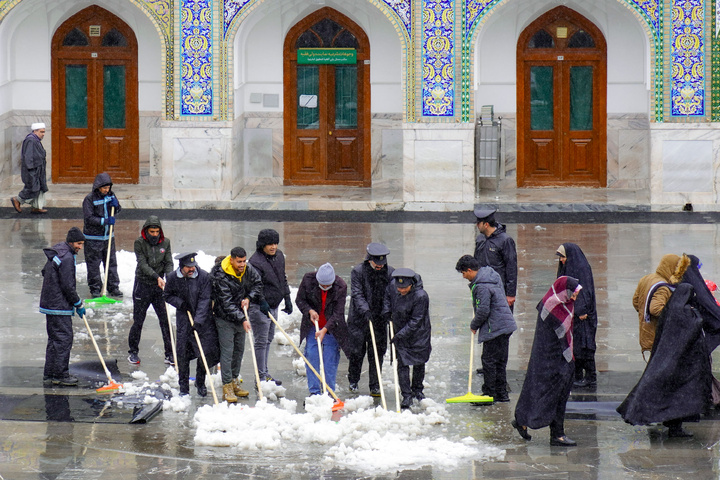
[86,206,122,306]
[446,331,494,405]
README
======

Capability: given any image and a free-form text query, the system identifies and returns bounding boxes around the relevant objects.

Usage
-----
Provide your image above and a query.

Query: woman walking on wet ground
[512,276,581,446]
[556,243,597,388]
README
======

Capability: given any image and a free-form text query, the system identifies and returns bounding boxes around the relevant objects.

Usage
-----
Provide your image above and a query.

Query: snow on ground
[193,395,504,473]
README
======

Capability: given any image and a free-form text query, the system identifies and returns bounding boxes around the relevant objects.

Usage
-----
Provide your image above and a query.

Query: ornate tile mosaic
[223,0,252,36]
[379,0,412,38]
[181,0,213,116]
[670,0,704,117]
[712,0,720,121]
[422,0,454,117]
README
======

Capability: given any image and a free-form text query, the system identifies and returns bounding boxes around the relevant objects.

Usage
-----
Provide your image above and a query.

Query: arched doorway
[51,5,139,184]
[283,7,370,186]
[516,6,606,187]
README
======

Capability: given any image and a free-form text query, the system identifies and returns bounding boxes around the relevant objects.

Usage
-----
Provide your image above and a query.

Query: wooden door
[516,7,606,187]
[51,6,138,184]
[283,8,370,186]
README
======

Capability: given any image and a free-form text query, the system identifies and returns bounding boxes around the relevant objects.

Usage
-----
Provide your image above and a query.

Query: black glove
[282,295,293,315]
[259,299,270,316]
[191,321,202,333]
[364,311,373,324]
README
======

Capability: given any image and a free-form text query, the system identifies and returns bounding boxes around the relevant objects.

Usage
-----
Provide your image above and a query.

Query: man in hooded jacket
[249,228,292,385]
[82,172,122,297]
[382,268,432,409]
[347,242,395,396]
[40,227,86,386]
[127,215,173,365]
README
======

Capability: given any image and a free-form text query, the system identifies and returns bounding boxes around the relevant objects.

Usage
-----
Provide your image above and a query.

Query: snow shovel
[314,320,327,395]
[368,318,387,410]
[388,321,401,413]
[86,206,121,305]
[188,311,219,405]
[267,312,344,411]
[446,331,494,404]
[81,314,122,393]
[243,305,264,401]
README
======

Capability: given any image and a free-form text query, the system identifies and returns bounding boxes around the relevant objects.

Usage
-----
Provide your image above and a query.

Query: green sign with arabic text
[297,48,357,65]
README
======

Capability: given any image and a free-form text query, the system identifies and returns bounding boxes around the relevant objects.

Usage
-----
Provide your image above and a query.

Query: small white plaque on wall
[662,140,712,193]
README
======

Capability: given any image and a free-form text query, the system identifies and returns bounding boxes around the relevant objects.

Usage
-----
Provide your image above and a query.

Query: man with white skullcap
[12,122,48,214]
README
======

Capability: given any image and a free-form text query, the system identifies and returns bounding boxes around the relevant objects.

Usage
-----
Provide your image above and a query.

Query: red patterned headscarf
[537,276,581,362]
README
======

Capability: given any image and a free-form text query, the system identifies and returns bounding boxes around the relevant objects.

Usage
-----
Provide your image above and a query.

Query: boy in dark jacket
[456,255,517,401]
[248,229,292,385]
[127,215,173,365]
[382,268,432,409]
[296,263,349,396]
[40,227,86,386]
[211,247,266,403]
[82,172,122,298]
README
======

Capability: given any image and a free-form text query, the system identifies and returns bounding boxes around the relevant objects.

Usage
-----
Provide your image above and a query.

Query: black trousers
[348,323,387,390]
[574,357,597,383]
[397,359,425,398]
[44,314,73,379]
[177,336,206,394]
[128,279,172,357]
[85,238,119,294]
[481,333,511,397]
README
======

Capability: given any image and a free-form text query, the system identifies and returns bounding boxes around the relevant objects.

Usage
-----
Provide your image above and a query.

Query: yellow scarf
[221,255,245,281]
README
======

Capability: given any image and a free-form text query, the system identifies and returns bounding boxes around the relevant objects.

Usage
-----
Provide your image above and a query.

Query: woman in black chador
[512,276,581,447]
[617,282,711,437]
[556,243,597,388]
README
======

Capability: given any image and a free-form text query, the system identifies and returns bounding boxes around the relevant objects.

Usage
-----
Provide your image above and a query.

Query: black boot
[401,395,413,410]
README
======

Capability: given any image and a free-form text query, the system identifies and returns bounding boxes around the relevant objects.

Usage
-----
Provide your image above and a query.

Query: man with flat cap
[473,208,518,312]
[39,227,86,386]
[12,122,48,214]
[347,242,395,396]
[382,268,432,409]
[164,252,219,397]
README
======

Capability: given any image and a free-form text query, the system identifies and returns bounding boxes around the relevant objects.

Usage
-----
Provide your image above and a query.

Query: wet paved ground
[2,213,720,479]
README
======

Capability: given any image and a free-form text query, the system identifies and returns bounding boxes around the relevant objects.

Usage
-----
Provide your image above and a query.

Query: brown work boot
[11,197,21,213]
[232,378,249,397]
[223,383,237,403]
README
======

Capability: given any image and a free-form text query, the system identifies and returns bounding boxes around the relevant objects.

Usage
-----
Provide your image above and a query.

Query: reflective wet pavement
[2,214,720,479]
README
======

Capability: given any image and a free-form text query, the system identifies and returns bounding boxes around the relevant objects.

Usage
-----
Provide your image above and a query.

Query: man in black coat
[39,227,86,386]
[347,242,395,396]
[12,122,48,214]
[473,208,517,311]
[82,172,122,298]
[164,253,219,397]
[248,229,292,385]
[383,268,432,409]
[128,215,173,366]
[211,247,267,403]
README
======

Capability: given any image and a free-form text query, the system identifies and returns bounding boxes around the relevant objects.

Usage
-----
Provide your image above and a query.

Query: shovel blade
[445,392,494,404]
[331,399,344,412]
[85,295,122,305]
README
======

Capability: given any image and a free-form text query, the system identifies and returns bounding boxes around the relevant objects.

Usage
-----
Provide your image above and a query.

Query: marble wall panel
[244,128,273,178]
[381,129,403,179]
[414,139,464,202]
[662,140,712,193]
[172,137,224,189]
[139,114,162,184]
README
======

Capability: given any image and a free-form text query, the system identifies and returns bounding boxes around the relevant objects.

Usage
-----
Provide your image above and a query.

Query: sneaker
[108,289,123,298]
[53,375,78,386]
[90,290,101,298]
[128,353,140,364]
[370,387,381,397]
[164,357,174,366]
[43,376,54,386]
[349,382,359,393]
[264,375,282,386]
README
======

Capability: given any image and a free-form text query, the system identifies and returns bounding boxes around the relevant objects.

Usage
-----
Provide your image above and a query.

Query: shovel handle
[244,305,264,401]
[82,314,113,383]
[188,311,219,405]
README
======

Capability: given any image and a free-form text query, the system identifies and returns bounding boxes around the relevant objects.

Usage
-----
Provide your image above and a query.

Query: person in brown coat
[632,254,688,357]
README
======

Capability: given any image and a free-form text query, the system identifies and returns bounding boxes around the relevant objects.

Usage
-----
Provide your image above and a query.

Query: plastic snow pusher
[82,314,122,393]
[446,331,494,404]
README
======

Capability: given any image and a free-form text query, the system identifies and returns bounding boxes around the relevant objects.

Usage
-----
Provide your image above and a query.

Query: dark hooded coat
[682,255,720,353]
[164,266,219,365]
[346,260,395,356]
[134,216,173,286]
[248,248,290,309]
[83,173,122,241]
[19,132,47,199]
[474,223,518,297]
[617,283,712,425]
[382,275,432,365]
[469,266,517,343]
[557,243,597,358]
[296,272,350,355]
[39,242,81,315]
[514,277,578,429]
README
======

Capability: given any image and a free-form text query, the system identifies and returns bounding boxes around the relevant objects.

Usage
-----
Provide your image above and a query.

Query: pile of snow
[193,395,504,472]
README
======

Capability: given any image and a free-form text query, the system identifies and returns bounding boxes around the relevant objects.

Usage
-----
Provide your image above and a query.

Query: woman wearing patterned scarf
[512,276,581,447]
